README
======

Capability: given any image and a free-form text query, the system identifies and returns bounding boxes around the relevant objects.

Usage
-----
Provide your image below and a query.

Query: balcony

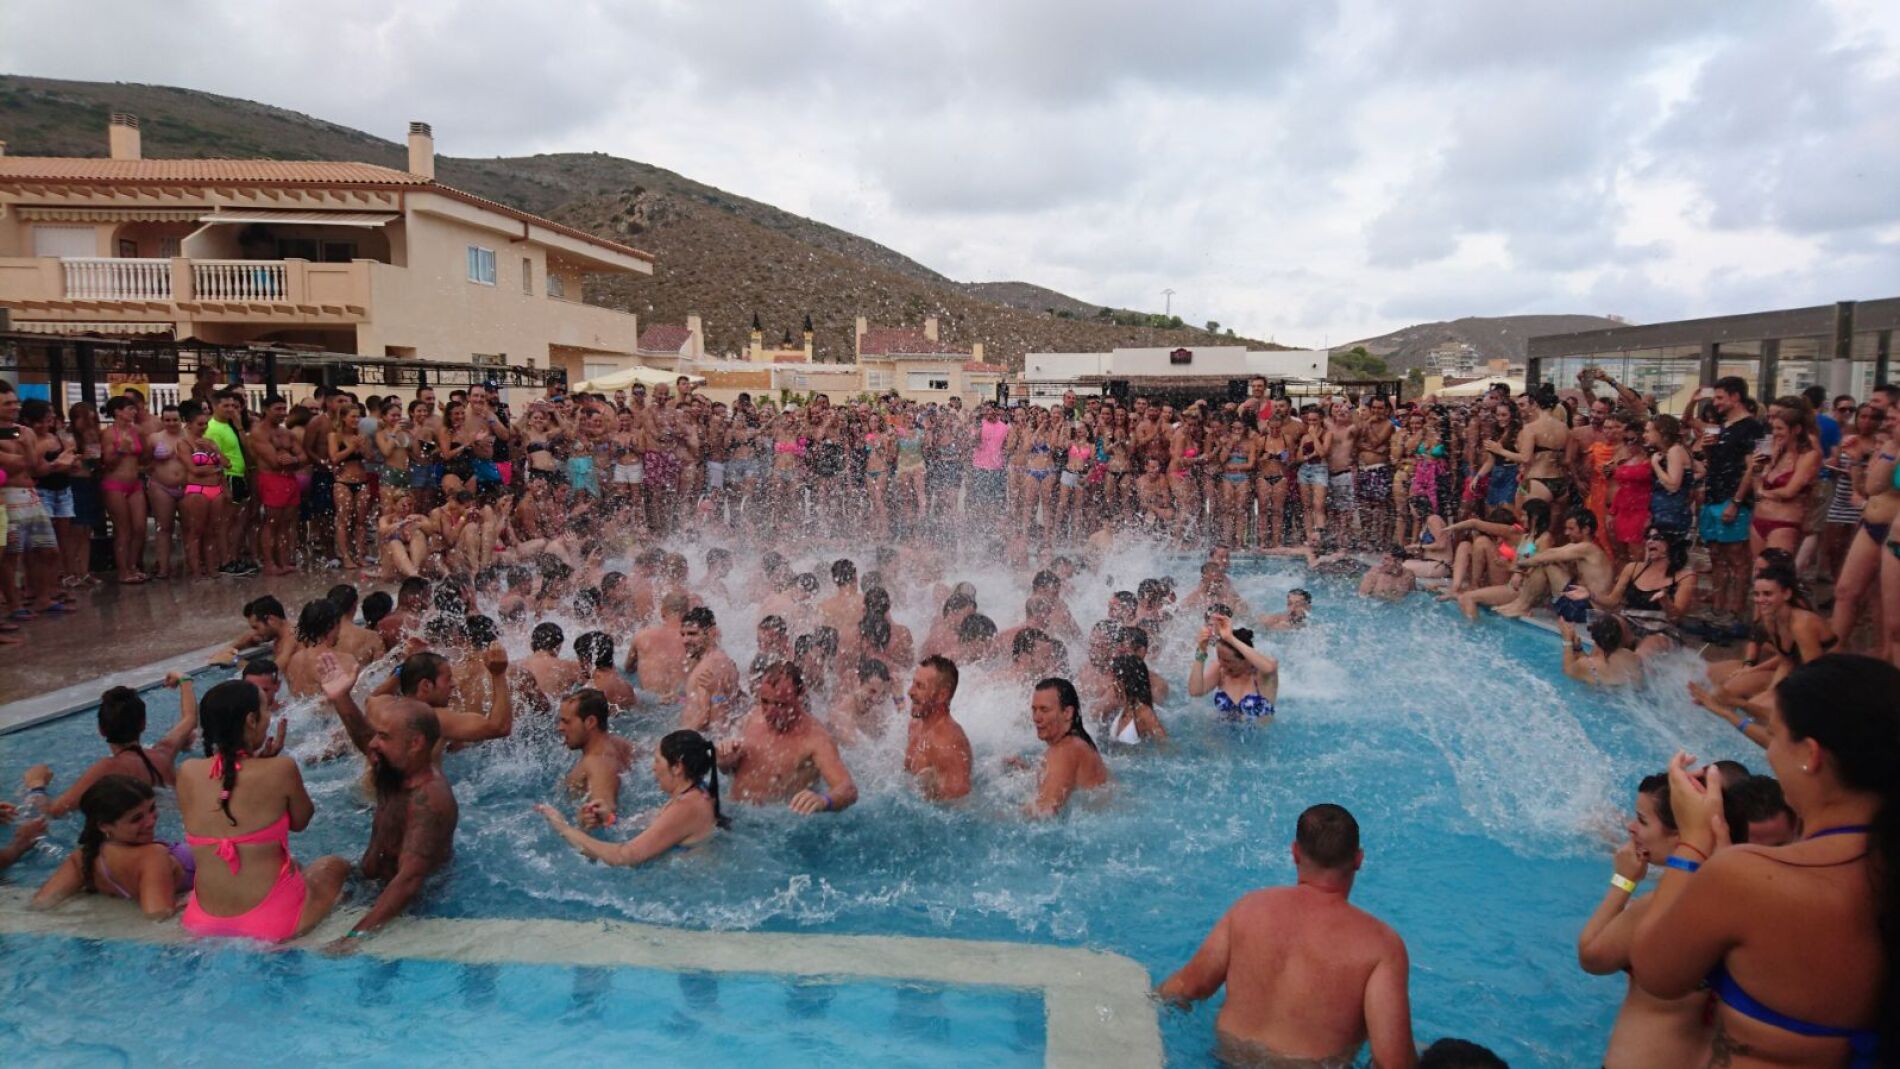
[0,256,371,324]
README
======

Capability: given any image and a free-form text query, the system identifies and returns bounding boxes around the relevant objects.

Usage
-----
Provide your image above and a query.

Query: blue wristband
[818,791,833,812]
[1736,716,1755,734]
[1663,856,1701,874]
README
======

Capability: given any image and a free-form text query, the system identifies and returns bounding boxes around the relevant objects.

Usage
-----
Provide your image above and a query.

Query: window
[467,245,496,285]
[863,370,886,390]
[907,371,950,391]
[321,241,357,263]
[521,257,533,295]
[546,272,566,299]
[277,238,319,260]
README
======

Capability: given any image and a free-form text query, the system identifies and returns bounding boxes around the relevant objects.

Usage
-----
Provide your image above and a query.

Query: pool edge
[0,888,1162,1068]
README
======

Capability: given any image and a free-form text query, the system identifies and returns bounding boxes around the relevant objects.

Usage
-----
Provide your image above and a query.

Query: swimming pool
[0,558,1757,1067]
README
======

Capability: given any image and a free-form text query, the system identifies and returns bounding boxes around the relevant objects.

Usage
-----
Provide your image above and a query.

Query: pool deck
[0,888,1163,1068]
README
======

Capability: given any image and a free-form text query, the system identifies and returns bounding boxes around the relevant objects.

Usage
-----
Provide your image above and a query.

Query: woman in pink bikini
[178,403,227,580]
[1740,397,1822,557]
[146,404,189,580]
[175,680,349,942]
[100,395,150,584]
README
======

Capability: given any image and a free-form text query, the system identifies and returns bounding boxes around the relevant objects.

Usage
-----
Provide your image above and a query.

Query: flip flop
[42,602,77,615]
[8,609,35,621]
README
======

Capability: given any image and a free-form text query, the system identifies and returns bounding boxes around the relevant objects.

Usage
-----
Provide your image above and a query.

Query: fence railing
[61,258,173,300]
[192,260,288,301]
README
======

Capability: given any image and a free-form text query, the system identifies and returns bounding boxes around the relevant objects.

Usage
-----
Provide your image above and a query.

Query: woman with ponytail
[31,775,195,920]
[535,729,725,865]
[1021,677,1109,818]
[1632,655,1894,1068]
[175,680,349,942]
[29,674,199,818]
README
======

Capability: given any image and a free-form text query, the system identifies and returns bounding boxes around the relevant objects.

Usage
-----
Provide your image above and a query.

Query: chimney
[685,314,704,360]
[971,342,985,364]
[407,121,435,180]
[108,113,141,160]
[923,316,939,343]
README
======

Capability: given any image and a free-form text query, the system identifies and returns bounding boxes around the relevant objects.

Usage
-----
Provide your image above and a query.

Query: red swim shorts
[256,472,302,510]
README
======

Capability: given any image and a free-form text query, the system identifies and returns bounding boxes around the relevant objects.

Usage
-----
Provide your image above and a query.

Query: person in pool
[716,662,858,815]
[679,606,743,736]
[535,729,729,865]
[555,688,635,829]
[1558,616,1644,687]
[1633,655,1894,1069]
[1158,803,1416,1069]
[1576,774,1711,1068]
[1188,615,1279,721]
[626,592,690,699]
[31,775,196,920]
[29,673,199,817]
[1010,677,1109,818]
[1105,654,1166,745]
[903,655,972,802]
[573,631,639,712]
[176,680,350,943]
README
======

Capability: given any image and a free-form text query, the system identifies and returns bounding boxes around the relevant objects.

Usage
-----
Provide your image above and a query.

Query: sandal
[8,609,36,622]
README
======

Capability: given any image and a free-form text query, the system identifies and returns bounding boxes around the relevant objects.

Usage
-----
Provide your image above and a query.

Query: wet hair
[1288,589,1312,606]
[809,625,838,656]
[1587,614,1627,653]
[1137,578,1168,604]
[942,592,976,617]
[398,576,430,605]
[681,606,716,630]
[530,622,565,653]
[759,615,788,635]
[97,686,162,783]
[857,658,891,683]
[830,558,857,586]
[360,591,394,627]
[75,774,157,893]
[1417,1037,1509,1069]
[574,631,615,669]
[1033,677,1095,751]
[243,595,285,624]
[1728,775,1794,832]
[1570,509,1599,537]
[1111,590,1138,612]
[1295,803,1360,869]
[706,547,732,570]
[200,680,263,826]
[795,572,820,595]
[1118,626,1150,652]
[295,597,342,645]
[760,660,806,695]
[1637,772,1679,832]
[1031,570,1059,593]
[920,653,959,699]
[958,614,997,643]
[1711,759,1752,786]
[860,587,894,651]
[240,656,278,683]
[397,651,452,696]
[566,688,611,730]
[465,614,499,648]
[327,583,360,616]
[1012,627,1049,659]
[1520,497,1552,538]
[659,729,730,830]
[1110,653,1153,707]
[1774,655,1900,1050]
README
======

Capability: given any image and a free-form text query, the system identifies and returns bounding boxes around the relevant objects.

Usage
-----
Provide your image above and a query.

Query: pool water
[0,559,1758,1067]
[0,933,1044,1068]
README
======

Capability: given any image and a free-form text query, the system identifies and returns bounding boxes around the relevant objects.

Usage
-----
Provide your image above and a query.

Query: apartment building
[854,316,999,403]
[0,115,652,386]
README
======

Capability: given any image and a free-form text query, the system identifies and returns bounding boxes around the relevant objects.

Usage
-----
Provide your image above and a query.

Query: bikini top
[151,437,175,461]
[1211,686,1273,719]
[1624,568,1683,612]
[186,810,293,877]
[98,840,197,899]
[1763,466,1795,490]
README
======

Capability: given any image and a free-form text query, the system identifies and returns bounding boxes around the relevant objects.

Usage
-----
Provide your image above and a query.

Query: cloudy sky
[6,0,1899,345]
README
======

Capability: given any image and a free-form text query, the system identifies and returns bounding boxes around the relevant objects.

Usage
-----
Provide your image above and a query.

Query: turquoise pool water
[0,933,1044,1067]
[0,561,1758,1067]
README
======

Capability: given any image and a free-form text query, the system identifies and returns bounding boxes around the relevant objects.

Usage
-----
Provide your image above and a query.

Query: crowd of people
[2,366,1897,1068]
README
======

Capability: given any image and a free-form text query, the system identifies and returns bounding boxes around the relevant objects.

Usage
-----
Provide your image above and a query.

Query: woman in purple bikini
[31,775,195,919]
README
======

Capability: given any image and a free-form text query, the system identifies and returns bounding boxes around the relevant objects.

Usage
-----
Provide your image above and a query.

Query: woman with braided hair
[535,728,727,865]
[175,680,348,942]
[30,775,195,920]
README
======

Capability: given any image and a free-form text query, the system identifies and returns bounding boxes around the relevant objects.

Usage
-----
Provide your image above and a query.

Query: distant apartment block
[854,316,999,403]
[0,115,653,385]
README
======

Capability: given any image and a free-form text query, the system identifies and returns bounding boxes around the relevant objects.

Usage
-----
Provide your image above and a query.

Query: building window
[546,272,566,299]
[467,245,496,285]
[278,238,319,260]
[521,257,533,295]
[907,371,950,391]
[864,371,886,390]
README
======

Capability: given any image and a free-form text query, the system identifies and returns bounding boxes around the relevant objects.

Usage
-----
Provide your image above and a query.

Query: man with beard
[316,652,458,949]
[903,655,971,802]
[679,606,743,735]
[715,662,856,815]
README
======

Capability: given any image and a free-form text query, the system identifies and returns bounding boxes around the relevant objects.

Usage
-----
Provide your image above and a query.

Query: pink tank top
[973,421,1010,470]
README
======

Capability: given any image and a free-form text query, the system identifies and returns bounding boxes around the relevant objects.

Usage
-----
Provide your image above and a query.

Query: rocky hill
[1343,314,1630,372]
[0,74,1282,366]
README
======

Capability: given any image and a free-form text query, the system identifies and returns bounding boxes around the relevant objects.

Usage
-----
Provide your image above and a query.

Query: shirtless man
[679,607,744,735]
[715,663,858,815]
[1258,590,1313,631]
[921,592,976,660]
[357,648,517,746]
[573,631,639,711]
[1325,401,1362,549]
[1029,570,1082,640]
[1358,551,1418,602]
[1499,511,1616,620]
[1558,617,1644,687]
[556,688,635,829]
[828,659,896,747]
[1159,804,1416,1069]
[232,594,297,666]
[247,396,306,576]
[284,598,358,698]
[627,592,690,699]
[903,655,972,802]
[818,558,864,634]
[327,585,388,666]
[522,622,587,698]
[316,655,459,949]
[1356,396,1398,549]
[377,577,429,648]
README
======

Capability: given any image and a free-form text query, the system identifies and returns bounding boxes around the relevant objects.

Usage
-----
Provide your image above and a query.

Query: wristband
[24,786,47,797]
[1663,856,1700,874]
[1194,652,1207,663]
[345,928,367,939]
[1736,716,1755,734]
[817,791,833,812]
[1609,873,1637,894]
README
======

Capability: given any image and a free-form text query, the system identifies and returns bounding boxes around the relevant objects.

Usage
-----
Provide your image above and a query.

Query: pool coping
[0,639,244,736]
[0,888,1161,1068]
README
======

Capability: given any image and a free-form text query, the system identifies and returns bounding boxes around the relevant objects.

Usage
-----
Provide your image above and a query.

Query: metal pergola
[0,333,560,416]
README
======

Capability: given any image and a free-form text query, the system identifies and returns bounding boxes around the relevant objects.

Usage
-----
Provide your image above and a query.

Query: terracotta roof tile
[857,327,969,357]
[962,362,1000,374]
[637,324,693,353]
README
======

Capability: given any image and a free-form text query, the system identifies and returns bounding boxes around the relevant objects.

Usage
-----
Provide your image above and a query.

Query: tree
[1205,320,1220,333]
[1330,347,1391,380]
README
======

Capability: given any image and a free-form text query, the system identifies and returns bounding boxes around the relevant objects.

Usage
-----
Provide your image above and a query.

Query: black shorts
[226,475,252,504]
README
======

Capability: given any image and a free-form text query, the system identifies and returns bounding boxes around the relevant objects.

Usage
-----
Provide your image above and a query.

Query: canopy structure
[571,364,705,392]
[1435,375,1524,398]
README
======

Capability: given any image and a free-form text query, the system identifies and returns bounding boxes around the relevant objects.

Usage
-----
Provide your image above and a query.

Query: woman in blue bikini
[1632,655,1893,1069]
[1187,613,1279,721]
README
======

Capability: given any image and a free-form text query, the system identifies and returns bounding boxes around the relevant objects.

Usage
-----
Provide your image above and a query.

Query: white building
[1021,346,1331,400]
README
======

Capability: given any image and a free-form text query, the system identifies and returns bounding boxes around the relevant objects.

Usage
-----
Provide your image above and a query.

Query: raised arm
[1578,843,1649,973]
[317,653,375,755]
[437,647,515,743]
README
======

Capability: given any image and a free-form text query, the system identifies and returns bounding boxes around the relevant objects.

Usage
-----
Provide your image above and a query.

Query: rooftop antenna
[1161,289,1176,316]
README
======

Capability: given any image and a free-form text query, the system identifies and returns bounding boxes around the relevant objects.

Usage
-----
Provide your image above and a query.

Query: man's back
[1211,886,1412,1067]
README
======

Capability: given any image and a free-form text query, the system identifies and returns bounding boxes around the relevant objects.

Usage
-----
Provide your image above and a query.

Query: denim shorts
[37,486,75,520]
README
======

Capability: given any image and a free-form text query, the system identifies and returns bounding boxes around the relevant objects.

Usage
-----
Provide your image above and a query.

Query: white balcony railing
[61,258,172,300]
[192,260,288,301]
